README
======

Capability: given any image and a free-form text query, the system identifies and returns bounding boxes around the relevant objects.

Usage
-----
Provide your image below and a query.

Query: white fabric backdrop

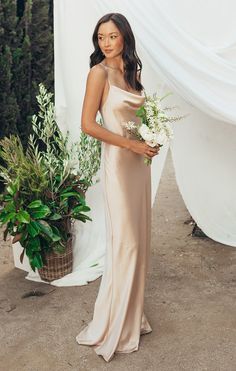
[22,0,236,286]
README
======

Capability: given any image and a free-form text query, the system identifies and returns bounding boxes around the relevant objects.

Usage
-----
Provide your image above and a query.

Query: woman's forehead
[98,21,119,35]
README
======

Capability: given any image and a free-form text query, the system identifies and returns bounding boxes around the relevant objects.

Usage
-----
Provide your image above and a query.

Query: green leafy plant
[0,83,101,271]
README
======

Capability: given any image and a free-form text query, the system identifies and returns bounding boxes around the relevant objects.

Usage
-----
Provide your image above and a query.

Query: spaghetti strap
[100,62,108,70]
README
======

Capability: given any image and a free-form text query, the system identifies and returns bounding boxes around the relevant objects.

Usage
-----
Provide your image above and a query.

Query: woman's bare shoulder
[89,63,107,81]
[85,64,107,98]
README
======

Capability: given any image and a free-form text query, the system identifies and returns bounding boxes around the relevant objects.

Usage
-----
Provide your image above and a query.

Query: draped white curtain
[21,0,236,286]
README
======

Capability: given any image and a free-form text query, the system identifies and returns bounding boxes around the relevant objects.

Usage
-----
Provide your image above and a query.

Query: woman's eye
[98,35,117,41]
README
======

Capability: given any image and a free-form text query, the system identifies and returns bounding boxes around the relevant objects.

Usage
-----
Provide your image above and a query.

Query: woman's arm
[81,65,159,158]
[81,65,130,149]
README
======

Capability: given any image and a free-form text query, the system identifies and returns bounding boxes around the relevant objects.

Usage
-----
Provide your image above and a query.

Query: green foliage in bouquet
[0,84,101,271]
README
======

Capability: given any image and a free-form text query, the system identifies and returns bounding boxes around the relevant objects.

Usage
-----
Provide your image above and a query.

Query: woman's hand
[129,140,161,158]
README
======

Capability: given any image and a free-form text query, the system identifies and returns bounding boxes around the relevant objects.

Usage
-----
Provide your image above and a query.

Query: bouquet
[122,92,186,165]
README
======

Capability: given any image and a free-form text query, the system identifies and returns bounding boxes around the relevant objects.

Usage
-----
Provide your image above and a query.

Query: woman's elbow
[81,121,90,134]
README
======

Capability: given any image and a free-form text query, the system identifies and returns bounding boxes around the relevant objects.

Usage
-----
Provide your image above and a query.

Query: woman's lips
[104,50,113,53]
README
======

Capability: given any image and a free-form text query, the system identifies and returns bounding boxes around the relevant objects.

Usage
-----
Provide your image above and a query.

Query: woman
[76,13,160,362]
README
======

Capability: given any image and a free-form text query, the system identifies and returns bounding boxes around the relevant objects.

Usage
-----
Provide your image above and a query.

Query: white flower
[138,124,154,142]
[146,139,158,147]
[155,131,168,145]
[123,121,137,130]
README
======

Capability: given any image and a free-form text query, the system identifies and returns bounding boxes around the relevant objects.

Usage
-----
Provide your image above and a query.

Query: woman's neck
[102,58,124,73]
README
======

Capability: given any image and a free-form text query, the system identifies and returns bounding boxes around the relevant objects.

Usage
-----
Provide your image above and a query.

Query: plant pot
[38,236,73,282]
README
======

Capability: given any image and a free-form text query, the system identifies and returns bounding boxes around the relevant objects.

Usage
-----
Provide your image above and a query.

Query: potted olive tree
[0,84,101,281]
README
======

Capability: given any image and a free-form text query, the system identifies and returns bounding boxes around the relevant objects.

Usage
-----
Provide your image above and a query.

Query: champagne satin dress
[76,63,152,362]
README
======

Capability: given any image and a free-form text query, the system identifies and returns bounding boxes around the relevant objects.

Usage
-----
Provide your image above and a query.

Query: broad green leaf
[37,220,53,238]
[4,201,16,212]
[72,205,90,214]
[27,237,41,252]
[32,253,44,269]
[25,245,34,259]
[0,211,16,224]
[27,222,40,237]
[78,196,86,206]
[29,259,36,272]
[38,221,61,242]
[16,210,30,224]
[30,221,41,233]
[28,200,43,209]
[30,205,51,219]
[51,234,62,242]
[76,213,92,222]
[79,213,92,220]
[50,225,62,241]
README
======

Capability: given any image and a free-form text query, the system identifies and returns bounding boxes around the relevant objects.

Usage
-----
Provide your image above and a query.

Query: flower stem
[144,157,152,166]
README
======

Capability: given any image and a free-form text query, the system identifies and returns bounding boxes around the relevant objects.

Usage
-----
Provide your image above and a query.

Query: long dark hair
[90,13,144,92]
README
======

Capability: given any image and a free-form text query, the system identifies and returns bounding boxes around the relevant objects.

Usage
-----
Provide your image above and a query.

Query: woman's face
[97,20,124,59]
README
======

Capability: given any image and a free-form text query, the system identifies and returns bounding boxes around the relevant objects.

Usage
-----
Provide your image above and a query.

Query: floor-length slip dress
[76,63,152,362]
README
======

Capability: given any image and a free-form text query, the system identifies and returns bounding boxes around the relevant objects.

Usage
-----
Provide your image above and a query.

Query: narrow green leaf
[90,263,98,267]
[49,213,62,220]
[6,184,17,196]
[3,194,13,202]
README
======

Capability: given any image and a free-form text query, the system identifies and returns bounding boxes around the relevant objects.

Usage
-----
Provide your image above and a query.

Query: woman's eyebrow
[98,32,119,35]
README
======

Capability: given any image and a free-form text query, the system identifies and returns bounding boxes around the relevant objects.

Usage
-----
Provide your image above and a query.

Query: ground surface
[1,149,236,371]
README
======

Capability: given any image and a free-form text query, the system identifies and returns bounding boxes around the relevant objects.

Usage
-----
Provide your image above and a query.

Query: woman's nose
[104,37,110,47]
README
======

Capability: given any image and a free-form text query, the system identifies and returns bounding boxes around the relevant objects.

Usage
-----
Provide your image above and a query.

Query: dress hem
[76,327,152,362]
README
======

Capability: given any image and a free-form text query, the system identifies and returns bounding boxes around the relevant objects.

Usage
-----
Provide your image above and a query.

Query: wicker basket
[38,236,73,282]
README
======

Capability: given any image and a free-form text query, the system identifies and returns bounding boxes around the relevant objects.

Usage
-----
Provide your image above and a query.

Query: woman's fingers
[146,145,159,156]
[131,140,161,157]
[146,146,161,157]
